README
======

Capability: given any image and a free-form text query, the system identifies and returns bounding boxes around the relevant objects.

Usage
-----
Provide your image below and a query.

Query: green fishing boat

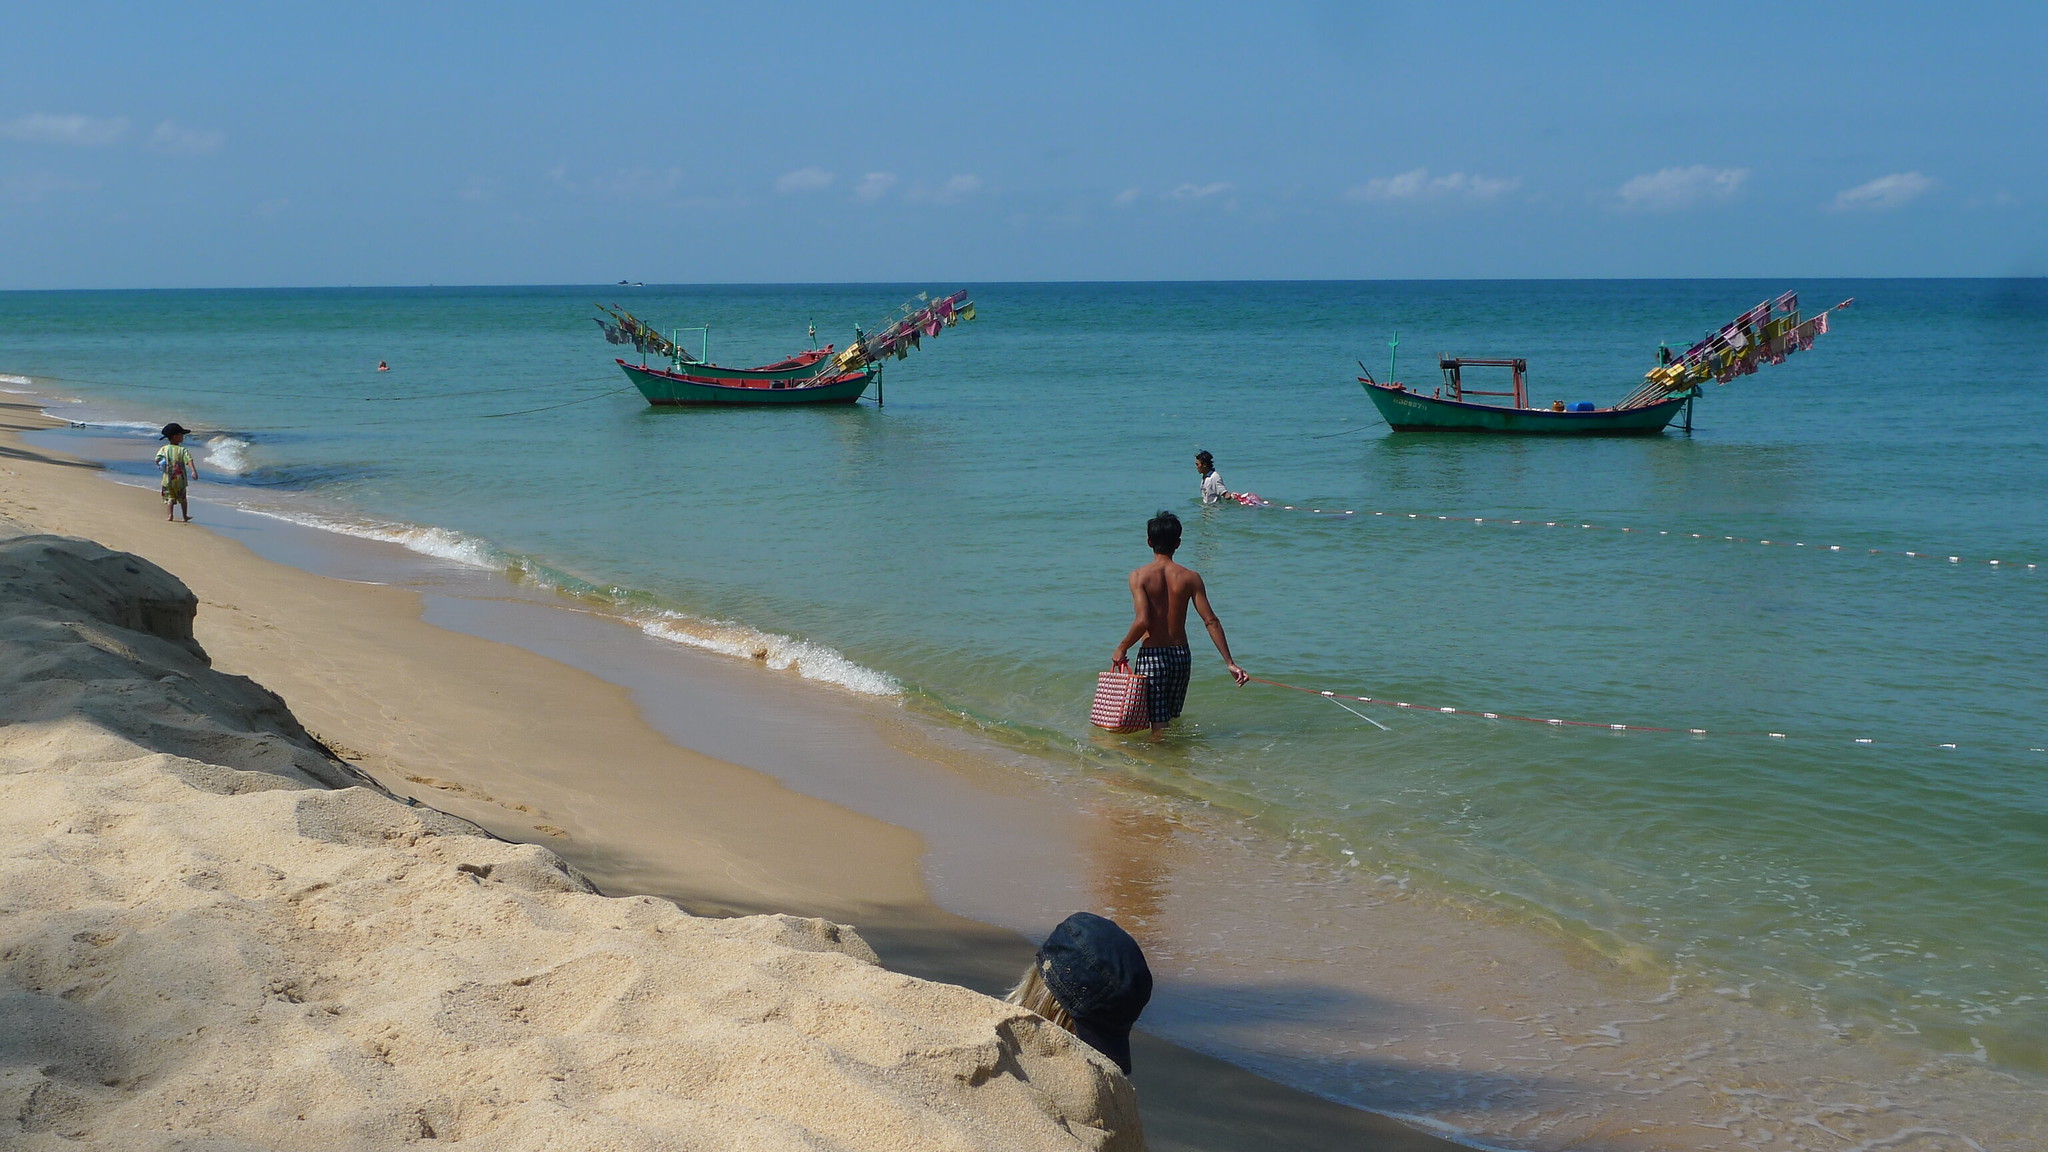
[594,291,976,408]
[1358,294,1851,435]
[617,360,879,406]
[1362,378,1692,435]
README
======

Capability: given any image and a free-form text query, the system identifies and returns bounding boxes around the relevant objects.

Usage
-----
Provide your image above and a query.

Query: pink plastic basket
[1090,669,1150,732]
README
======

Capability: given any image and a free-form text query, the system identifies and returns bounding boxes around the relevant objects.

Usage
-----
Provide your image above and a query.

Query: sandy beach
[0,397,1460,1148]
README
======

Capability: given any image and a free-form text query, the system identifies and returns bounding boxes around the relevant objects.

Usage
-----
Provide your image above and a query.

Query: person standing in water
[1194,450,1264,507]
[1195,450,1229,504]
[154,422,199,522]
[1112,510,1249,738]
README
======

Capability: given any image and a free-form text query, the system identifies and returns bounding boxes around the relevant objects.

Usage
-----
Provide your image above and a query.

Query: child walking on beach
[155,423,199,522]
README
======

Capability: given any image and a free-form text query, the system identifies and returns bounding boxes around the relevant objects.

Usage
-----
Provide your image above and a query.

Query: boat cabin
[1438,358,1527,408]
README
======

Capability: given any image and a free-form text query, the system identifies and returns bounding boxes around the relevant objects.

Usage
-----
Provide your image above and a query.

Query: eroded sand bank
[0,532,1148,1149]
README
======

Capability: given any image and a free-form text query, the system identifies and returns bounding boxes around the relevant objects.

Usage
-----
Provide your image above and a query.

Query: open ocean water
[6,280,2046,1138]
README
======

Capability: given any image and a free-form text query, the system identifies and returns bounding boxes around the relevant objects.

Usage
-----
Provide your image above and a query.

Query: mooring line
[479,384,636,418]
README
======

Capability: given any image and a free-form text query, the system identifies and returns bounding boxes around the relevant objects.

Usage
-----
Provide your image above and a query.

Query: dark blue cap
[1037,912,1152,1074]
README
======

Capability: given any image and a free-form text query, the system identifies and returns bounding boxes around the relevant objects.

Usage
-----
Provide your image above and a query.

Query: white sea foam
[80,418,165,434]
[239,507,503,569]
[236,507,899,696]
[0,373,35,391]
[202,435,255,476]
[636,611,902,697]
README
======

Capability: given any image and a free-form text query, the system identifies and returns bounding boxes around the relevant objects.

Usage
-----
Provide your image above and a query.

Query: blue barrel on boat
[1572,402,1596,412]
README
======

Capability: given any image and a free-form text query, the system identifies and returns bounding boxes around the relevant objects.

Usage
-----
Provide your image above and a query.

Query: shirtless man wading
[1112,510,1250,738]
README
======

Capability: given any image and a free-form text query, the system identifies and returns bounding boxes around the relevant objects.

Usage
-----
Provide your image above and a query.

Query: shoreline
[0,528,1150,1149]
[0,396,1461,1150]
[7,390,2041,1150]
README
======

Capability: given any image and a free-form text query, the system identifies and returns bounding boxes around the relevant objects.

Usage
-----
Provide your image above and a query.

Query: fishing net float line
[1221,500,2041,572]
[1245,676,2048,756]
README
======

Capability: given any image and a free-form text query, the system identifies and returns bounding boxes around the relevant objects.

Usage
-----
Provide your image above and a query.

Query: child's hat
[160,423,191,438]
[1036,912,1153,1074]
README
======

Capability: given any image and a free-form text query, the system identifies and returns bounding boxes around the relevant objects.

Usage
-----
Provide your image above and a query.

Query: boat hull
[1362,382,1686,435]
[620,360,876,406]
[643,350,834,381]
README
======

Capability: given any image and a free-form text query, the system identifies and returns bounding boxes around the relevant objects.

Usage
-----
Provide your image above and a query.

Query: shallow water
[6,280,2046,1130]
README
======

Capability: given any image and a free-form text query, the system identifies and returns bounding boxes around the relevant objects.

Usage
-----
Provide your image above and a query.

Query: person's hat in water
[159,422,191,438]
[1037,912,1153,1073]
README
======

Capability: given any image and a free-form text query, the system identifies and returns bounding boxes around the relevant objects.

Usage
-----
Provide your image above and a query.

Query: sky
[1,1,2042,288]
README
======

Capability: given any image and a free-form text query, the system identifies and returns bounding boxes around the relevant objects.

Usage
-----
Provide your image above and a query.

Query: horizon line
[3,274,2041,295]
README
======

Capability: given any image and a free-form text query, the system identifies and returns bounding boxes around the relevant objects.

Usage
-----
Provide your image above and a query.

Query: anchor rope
[14,372,632,428]
[22,371,583,403]
[479,384,636,418]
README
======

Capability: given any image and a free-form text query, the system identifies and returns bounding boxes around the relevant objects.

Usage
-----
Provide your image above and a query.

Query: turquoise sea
[6,281,2045,1108]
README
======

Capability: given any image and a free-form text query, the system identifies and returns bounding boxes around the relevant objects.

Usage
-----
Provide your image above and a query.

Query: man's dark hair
[1194,450,1213,464]
[1147,510,1182,555]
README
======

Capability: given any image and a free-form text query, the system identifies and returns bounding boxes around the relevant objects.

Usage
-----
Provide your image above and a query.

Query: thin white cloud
[775,167,835,194]
[0,113,130,146]
[0,172,100,201]
[591,167,682,199]
[1963,190,2019,210]
[1830,172,1934,212]
[853,172,898,201]
[147,121,224,156]
[547,165,684,200]
[1171,182,1233,200]
[1346,168,1519,203]
[1113,186,1141,207]
[1615,165,1749,211]
[907,173,983,205]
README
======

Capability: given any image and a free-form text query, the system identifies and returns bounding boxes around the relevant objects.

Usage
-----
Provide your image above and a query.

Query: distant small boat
[594,291,976,407]
[1357,294,1851,436]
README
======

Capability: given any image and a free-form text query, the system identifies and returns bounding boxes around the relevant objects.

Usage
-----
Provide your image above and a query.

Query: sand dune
[0,534,1143,1150]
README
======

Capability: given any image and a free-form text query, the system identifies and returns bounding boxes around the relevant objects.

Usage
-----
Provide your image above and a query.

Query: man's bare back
[1126,556,1206,649]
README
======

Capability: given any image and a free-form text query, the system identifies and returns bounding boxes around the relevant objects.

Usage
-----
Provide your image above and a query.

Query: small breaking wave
[634,611,902,697]
[78,418,165,434]
[236,505,901,696]
[0,373,35,391]
[240,507,504,569]
[202,435,255,476]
